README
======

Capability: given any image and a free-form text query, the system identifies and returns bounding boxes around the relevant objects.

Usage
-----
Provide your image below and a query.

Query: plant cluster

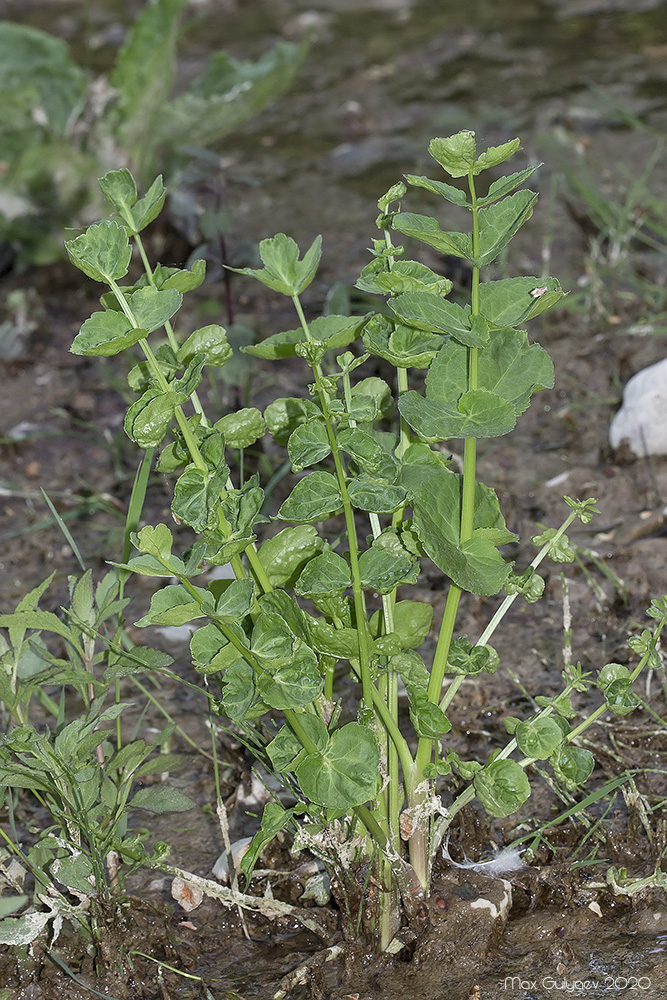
[0,567,193,959]
[2,131,666,963]
[0,0,304,266]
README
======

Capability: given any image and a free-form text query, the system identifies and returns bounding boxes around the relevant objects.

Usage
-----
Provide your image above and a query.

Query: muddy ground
[2,1,667,998]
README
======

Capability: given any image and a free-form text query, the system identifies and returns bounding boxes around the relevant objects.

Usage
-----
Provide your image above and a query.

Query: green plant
[0,567,195,962]
[0,2,304,265]
[59,133,667,953]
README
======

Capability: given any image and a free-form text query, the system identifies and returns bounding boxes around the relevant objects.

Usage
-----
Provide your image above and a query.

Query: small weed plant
[3,132,667,958]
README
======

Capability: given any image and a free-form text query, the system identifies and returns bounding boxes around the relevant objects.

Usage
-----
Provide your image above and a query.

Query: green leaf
[446,638,499,675]
[242,329,303,360]
[232,234,322,296]
[133,523,174,561]
[258,590,311,644]
[473,759,530,817]
[346,478,407,513]
[65,221,132,284]
[278,472,343,523]
[134,584,206,627]
[125,388,185,447]
[423,328,554,423]
[172,463,229,532]
[428,132,476,178]
[213,578,255,621]
[190,622,227,668]
[259,526,324,589]
[407,468,515,595]
[52,854,96,896]
[0,23,87,134]
[597,663,639,715]
[375,601,433,650]
[477,166,540,205]
[360,258,453,297]
[288,419,331,472]
[359,535,419,594]
[296,723,379,809]
[222,658,263,722]
[531,527,575,562]
[515,716,564,759]
[154,40,305,154]
[129,785,196,813]
[240,801,296,880]
[478,190,538,266]
[295,549,351,598]
[178,324,231,367]
[404,173,468,206]
[362,316,444,369]
[216,407,265,449]
[126,287,182,333]
[399,387,516,441]
[130,175,167,231]
[0,610,72,644]
[99,168,138,221]
[479,277,565,327]
[550,745,594,791]
[392,213,472,259]
[408,688,451,737]
[308,620,360,660]
[161,259,207,293]
[71,310,146,358]
[388,649,429,688]
[267,715,328,772]
[389,293,486,348]
[308,314,367,348]
[111,0,185,172]
[257,644,322,709]
[251,612,295,660]
[473,138,520,174]
[264,397,320,445]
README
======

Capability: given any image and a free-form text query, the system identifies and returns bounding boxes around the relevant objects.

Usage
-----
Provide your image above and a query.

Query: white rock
[212,837,252,882]
[610,357,667,456]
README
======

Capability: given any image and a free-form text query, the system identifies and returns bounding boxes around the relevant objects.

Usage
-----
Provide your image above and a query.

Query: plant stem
[291,294,374,712]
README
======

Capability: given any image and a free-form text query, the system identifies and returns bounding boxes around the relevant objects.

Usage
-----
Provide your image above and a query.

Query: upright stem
[291,294,374,712]
[409,168,483,886]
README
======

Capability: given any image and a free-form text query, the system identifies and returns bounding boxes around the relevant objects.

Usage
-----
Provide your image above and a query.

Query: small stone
[610,358,667,457]
[171,875,203,913]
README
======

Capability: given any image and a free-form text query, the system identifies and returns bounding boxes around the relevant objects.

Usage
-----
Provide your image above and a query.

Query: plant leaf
[478,190,538,266]
[295,549,351,598]
[129,785,196,813]
[479,277,565,327]
[296,723,379,809]
[473,759,530,817]
[392,213,472,259]
[346,478,407,513]
[406,468,515,595]
[216,407,265,449]
[259,526,324,589]
[257,644,322,709]
[278,472,343,523]
[288,419,331,472]
[178,324,231,367]
[71,310,145,357]
[66,220,131,283]
[428,131,476,178]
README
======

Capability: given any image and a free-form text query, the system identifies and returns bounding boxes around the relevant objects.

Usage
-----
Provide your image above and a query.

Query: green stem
[292,294,374,712]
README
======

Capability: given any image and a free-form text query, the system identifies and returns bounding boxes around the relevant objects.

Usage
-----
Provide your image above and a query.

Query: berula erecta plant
[55,131,667,952]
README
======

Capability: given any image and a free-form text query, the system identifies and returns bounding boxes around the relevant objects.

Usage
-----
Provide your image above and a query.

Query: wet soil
[2,1,667,998]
